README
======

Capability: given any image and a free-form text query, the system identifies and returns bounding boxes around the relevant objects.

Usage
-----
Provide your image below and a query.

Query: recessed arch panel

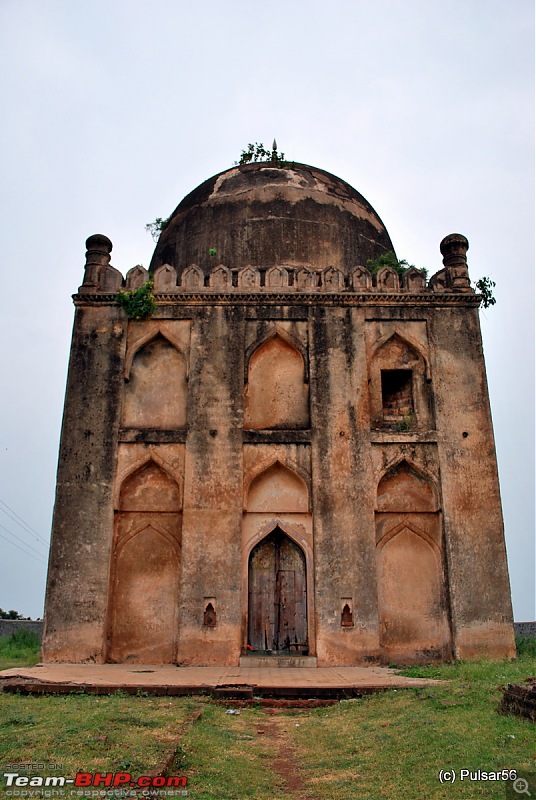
[122,334,187,429]
[375,462,450,661]
[108,524,180,663]
[377,526,450,660]
[247,461,309,513]
[108,461,182,664]
[120,460,181,512]
[372,332,423,367]
[377,461,438,513]
[244,334,309,430]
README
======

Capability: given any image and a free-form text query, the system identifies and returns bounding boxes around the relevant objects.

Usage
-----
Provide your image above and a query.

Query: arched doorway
[248,527,308,654]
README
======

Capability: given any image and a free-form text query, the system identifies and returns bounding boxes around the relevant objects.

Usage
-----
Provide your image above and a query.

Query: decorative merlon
[77,232,477,299]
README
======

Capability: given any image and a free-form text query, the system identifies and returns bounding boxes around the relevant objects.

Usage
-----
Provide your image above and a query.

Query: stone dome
[149,162,394,278]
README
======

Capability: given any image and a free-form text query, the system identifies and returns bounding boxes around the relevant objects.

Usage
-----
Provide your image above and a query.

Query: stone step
[239,655,318,668]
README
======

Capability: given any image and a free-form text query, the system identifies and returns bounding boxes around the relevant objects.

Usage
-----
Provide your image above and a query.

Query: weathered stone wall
[429,306,515,659]
[514,622,536,638]
[0,620,43,639]
[310,305,380,664]
[177,305,244,665]
[42,169,516,666]
[42,302,127,662]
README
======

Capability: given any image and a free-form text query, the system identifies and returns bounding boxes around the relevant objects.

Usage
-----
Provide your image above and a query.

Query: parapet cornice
[79,232,476,302]
[73,291,481,308]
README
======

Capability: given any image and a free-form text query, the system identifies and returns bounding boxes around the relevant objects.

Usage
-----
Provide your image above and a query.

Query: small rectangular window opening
[381,370,414,423]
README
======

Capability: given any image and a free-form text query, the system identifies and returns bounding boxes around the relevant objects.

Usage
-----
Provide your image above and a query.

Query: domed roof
[149,162,394,277]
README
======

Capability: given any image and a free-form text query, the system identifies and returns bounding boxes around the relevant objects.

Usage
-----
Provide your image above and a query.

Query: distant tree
[0,608,24,619]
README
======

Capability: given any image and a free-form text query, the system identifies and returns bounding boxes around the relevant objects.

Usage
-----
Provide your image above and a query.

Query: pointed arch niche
[375,461,451,662]
[369,332,434,430]
[242,461,314,656]
[244,332,309,430]
[107,460,182,663]
[122,333,187,429]
[246,461,309,513]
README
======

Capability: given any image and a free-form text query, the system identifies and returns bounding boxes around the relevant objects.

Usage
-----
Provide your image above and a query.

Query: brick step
[239,655,318,668]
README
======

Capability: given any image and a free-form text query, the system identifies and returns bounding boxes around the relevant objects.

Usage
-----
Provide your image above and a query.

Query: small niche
[203,601,217,628]
[341,601,354,628]
[381,369,414,424]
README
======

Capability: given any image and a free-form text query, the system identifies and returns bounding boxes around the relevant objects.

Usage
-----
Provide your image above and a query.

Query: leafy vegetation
[366,251,428,281]
[366,251,409,278]
[0,628,40,669]
[235,140,288,167]
[394,412,416,432]
[0,608,25,619]
[116,280,156,320]
[145,216,170,241]
[515,635,536,658]
[475,276,497,309]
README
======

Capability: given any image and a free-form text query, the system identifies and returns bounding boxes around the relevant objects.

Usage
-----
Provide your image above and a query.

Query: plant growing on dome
[145,217,170,242]
[116,280,156,321]
[236,140,287,167]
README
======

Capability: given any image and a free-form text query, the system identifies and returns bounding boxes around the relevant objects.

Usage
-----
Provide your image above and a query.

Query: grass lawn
[0,629,41,670]
[0,634,534,799]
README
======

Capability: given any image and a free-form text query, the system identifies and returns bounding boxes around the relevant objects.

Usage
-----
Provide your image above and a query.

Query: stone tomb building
[42,162,515,665]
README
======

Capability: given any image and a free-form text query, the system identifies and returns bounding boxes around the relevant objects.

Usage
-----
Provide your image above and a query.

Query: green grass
[287,656,535,799]
[0,629,41,669]
[179,704,278,799]
[515,635,536,658]
[177,656,535,799]
[1,650,534,799]
[0,693,200,798]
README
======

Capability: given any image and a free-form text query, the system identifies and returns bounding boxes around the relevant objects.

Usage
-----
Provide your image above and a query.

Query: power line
[0,498,49,548]
[0,528,47,565]
[0,522,48,559]
[0,498,49,543]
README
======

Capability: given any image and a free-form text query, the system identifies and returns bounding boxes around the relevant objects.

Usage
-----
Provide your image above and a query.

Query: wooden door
[248,529,307,653]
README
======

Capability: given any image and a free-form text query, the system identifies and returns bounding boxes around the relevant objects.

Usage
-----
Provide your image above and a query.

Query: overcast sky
[0,0,534,622]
